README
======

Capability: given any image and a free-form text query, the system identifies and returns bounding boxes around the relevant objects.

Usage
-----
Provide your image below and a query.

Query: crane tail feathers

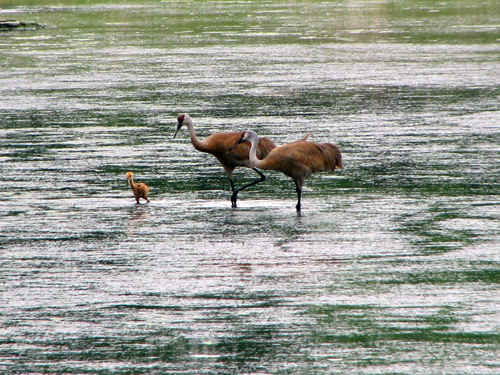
[318,143,343,172]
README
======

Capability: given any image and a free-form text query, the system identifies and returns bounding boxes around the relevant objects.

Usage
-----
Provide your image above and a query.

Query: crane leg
[230,168,266,208]
[229,179,237,207]
[294,180,302,211]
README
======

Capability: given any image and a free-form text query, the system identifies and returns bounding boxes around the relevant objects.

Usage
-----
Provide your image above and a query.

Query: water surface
[1,1,500,373]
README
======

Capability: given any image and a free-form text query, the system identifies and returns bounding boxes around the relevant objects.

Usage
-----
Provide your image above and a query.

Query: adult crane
[229,130,342,211]
[174,114,276,207]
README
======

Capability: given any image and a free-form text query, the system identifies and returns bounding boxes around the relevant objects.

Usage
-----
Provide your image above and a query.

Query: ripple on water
[1,1,500,374]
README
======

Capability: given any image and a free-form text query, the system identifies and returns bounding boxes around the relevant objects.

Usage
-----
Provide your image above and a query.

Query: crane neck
[248,136,264,169]
[128,177,136,191]
[185,122,208,152]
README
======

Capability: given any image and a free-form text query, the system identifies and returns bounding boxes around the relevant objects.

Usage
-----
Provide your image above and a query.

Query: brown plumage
[126,171,150,204]
[173,114,276,207]
[229,130,342,211]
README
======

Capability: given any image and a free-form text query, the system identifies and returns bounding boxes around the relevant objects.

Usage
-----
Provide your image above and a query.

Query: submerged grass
[382,268,500,285]
[307,304,500,345]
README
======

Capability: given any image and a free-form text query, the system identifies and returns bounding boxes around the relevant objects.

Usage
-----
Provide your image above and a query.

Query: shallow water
[1,1,500,374]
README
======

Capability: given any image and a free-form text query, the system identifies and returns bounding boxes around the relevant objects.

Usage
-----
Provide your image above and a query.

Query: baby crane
[126,171,150,204]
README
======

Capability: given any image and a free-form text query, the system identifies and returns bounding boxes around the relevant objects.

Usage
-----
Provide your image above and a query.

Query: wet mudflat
[1,1,500,373]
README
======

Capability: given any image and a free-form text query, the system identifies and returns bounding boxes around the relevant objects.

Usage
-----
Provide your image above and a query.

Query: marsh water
[1,1,500,373]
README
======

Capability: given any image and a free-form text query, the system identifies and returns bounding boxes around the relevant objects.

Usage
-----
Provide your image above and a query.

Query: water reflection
[126,203,151,235]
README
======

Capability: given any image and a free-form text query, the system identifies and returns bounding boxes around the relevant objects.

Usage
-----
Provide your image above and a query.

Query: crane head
[228,130,256,154]
[228,132,246,153]
[174,114,190,139]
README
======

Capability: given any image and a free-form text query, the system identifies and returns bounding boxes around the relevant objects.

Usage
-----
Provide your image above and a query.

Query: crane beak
[228,136,245,154]
[173,123,182,139]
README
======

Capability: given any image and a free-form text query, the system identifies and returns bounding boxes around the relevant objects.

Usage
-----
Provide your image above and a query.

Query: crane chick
[126,171,150,204]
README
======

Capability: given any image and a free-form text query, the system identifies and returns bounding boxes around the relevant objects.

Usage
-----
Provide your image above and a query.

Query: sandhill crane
[173,114,276,207]
[126,171,150,204]
[229,130,342,211]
